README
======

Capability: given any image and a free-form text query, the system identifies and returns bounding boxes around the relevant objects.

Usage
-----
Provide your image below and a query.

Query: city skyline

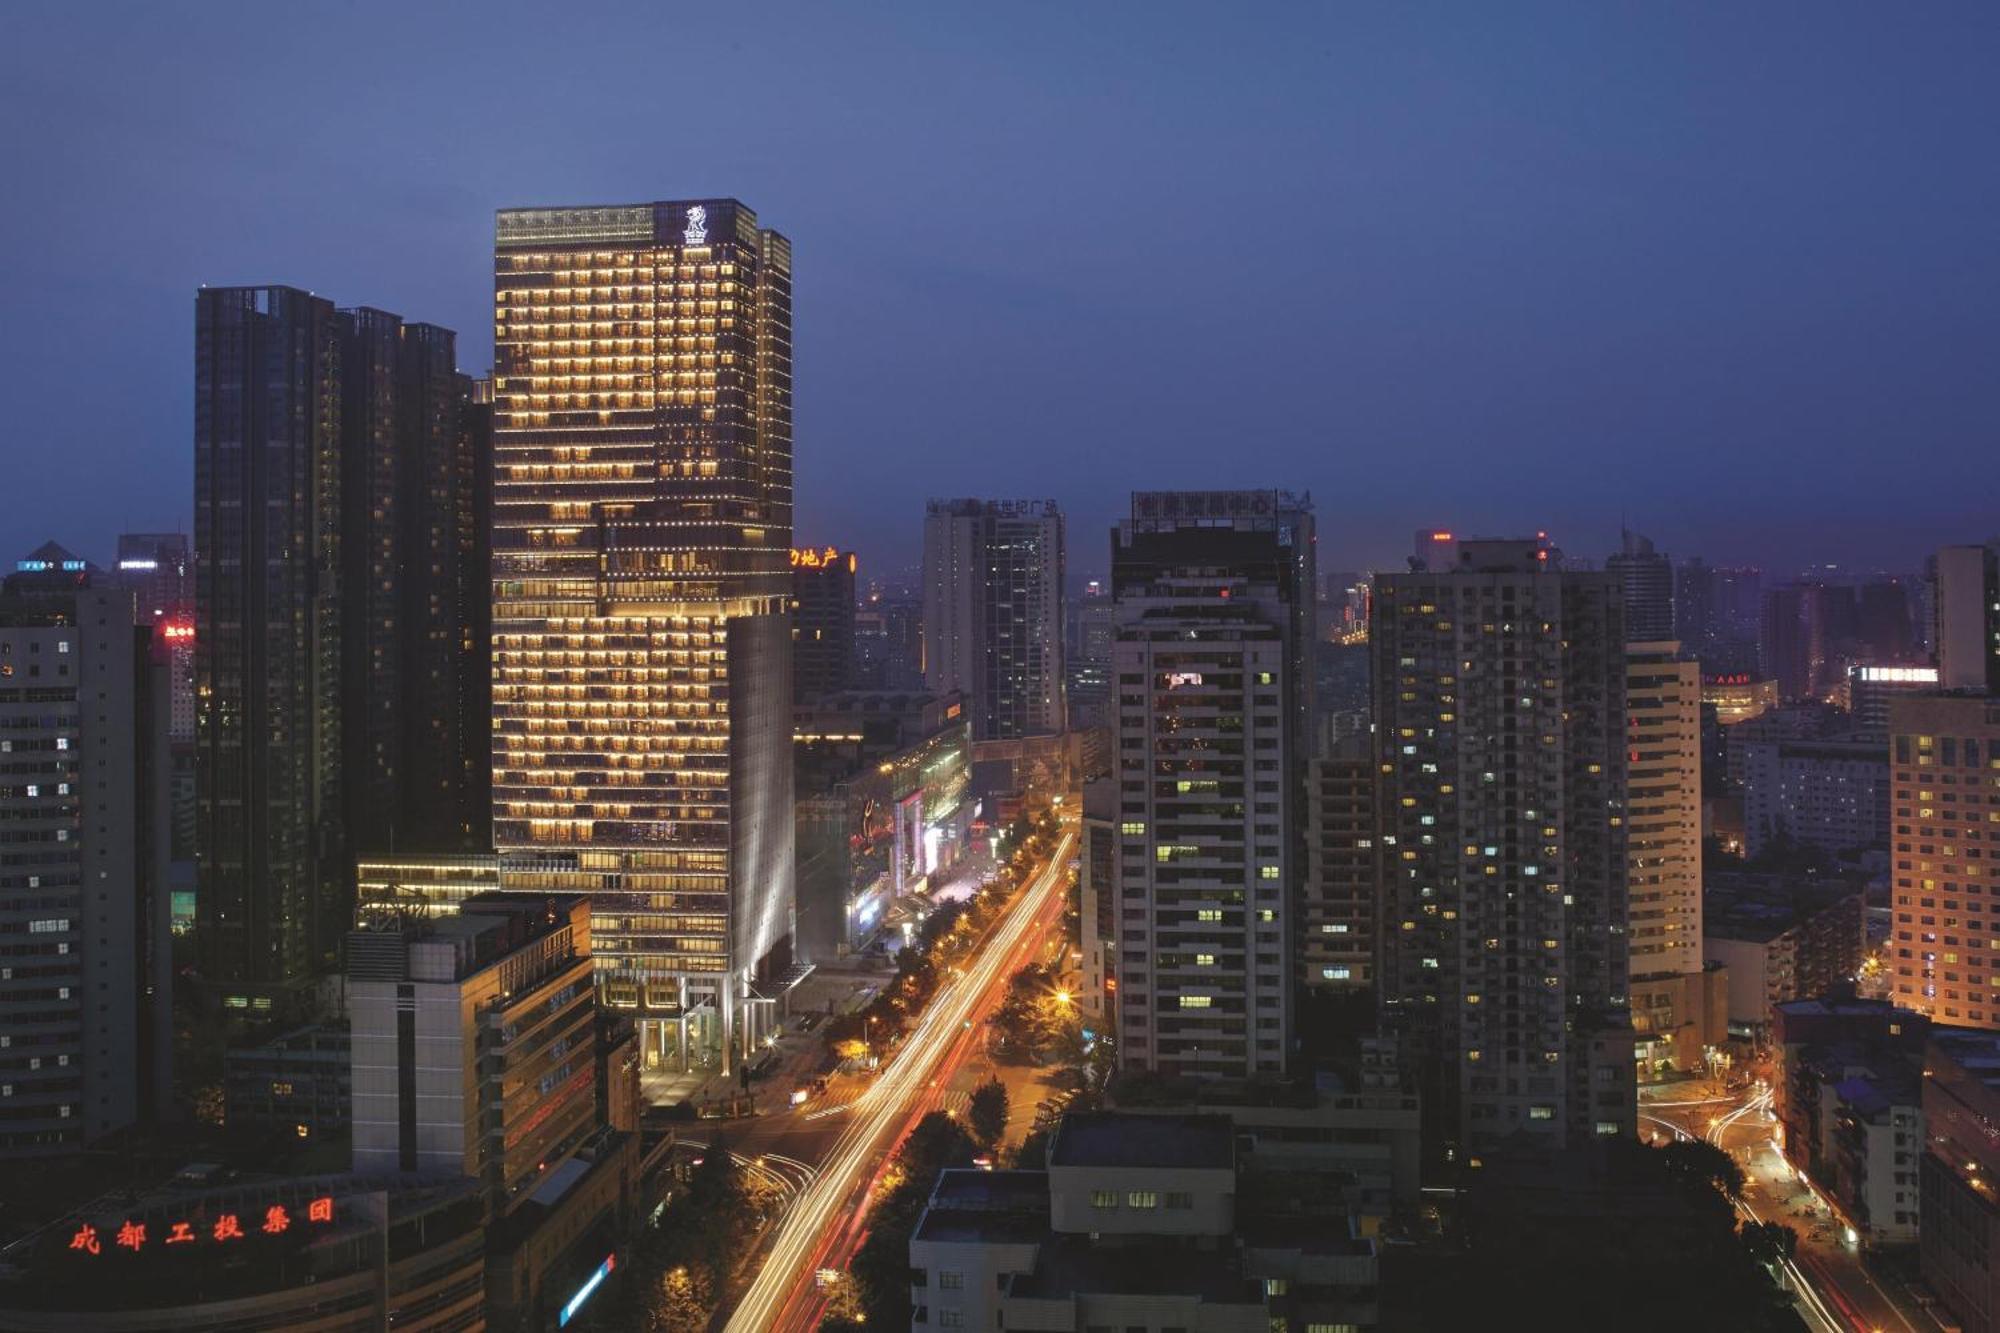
[7,4,2000,577]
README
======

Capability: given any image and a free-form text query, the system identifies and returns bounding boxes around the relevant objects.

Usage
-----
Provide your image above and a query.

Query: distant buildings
[1372,537,1635,1157]
[1606,529,1673,642]
[489,200,796,1069]
[790,544,857,703]
[1064,586,1115,730]
[1762,585,1812,701]
[1701,672,1779,726]
[0,583,173,1154]
[923,498,1066,740]
[853,584,924,692]
[1109,491,1313,1080]
[1889,694,2000,1027]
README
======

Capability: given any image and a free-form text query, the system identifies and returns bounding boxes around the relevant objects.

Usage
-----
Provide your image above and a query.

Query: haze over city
[6,2,1998,576]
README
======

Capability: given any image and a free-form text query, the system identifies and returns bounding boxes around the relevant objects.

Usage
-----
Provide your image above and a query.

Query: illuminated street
[721,829,1077,1332]
[1639,1083,1944,1333]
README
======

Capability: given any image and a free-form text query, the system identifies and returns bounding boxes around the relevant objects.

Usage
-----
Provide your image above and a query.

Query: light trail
[723,831,1076,1333]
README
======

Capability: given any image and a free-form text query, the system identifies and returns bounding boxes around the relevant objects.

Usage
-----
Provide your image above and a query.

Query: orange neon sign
[789,546,848,571]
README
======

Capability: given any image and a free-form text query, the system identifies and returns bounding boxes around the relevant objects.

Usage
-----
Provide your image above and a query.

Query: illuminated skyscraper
[491,200,795,1069]
[1606,529,1673,643]
[1889,695,2000,1027]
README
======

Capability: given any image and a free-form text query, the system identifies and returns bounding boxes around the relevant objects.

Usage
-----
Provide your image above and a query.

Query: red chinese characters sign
[68,1196,336,1258]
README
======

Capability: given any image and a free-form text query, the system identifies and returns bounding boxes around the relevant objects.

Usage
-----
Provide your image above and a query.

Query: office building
[1301,740,1377,993]
[922,498,1066,740]
[1372,538,1635,1158]
[1847,664,1940,738]
[1704,872,1866,1034]
[1110,491,1313,1080]
[0,586,173,1154]
[789,544,856,704]
[0,1173,487,1332]
[224,1021,352,1142]
[1606,529,1673,642]
[348,893,641,1327]
[1933,544,2000,693]
[1889,695,2000,1026]
[1923,1029,2000,1333]
[491,200,796,1070]
[1741,736,1890,858]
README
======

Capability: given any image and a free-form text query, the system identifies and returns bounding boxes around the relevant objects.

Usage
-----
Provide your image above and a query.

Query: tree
[1660,1137,1746,1201]
[969,1077,1010,1149]
[1740,1220,1798,1269]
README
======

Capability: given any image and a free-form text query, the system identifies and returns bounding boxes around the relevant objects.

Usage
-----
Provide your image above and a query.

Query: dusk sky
[4,2,1996,583]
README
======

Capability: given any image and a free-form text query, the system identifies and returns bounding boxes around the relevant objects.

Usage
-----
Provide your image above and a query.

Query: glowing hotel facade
[490,200,794,1069]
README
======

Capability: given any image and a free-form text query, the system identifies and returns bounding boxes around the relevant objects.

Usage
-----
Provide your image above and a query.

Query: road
[720,829,1077,1333]
[1638,1083,1943,1333]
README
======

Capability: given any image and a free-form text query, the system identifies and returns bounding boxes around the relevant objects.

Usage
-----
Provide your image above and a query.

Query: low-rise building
[1772,997,1929,1247]
[0,1174,486,1332]
[1704,873,1867,1036]
[911,1112,1381,1333]
[224,1021,352,1142]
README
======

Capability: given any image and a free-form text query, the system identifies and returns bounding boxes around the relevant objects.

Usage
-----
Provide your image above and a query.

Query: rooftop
[1004,1233,1262,1305]
[1047,1112,1235,1170]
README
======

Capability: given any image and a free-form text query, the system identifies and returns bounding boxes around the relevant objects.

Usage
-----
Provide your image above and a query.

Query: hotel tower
[491,200,794,1069]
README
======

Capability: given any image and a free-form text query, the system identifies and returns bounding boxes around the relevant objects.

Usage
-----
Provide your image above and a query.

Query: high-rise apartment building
[1607,529,1673,642]
[337,311,493,857]
[491,200,795,1069]
[195,287,490,1000]
[1301,739,1377,993]
[0,586,172,1154]
[195,286,347,996]
[923,498,1066,741]
[790,544,856,703]
[1373,539,1635,1159]
[1933,544,2000,693]
[1888,695,2000,1027]
[1110,490,1313,1080]
[1625,641,1716,1073]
